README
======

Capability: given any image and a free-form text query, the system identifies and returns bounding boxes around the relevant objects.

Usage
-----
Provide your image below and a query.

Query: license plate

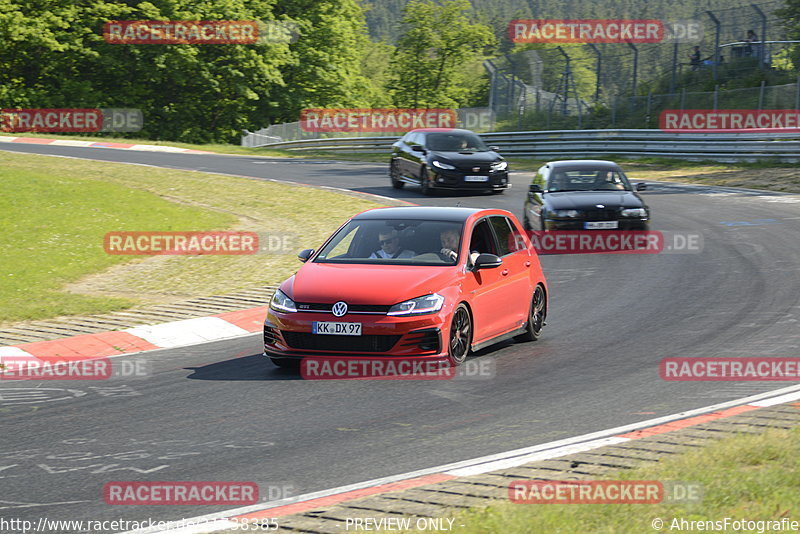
[585,221,619,229]
[312,322,362,336]
[465,175,488,182]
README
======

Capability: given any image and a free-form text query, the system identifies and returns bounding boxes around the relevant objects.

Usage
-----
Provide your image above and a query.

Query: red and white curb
[0,307,267,365]
[0,135,211,153]
[123,383,800,534]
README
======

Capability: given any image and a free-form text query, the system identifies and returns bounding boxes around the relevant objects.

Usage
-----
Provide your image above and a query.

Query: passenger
[369,229,415,259]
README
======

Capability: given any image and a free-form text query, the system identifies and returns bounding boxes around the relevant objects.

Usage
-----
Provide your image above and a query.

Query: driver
[439,229,460,262]
[370,230,415,259]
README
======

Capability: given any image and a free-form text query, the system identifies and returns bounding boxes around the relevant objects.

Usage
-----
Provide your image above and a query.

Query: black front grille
[583,209,620,221]
[295,303,391,314]
[282,331,400,352]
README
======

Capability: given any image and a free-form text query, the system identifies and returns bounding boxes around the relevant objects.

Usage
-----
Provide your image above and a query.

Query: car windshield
[314,219,464,265]
[425,133,489,152]
[547,169,633,192]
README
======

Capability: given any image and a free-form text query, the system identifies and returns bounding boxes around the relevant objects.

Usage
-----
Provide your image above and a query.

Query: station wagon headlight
[621,208,648,217]
[432,160,456,170]
[552,209,582,218]
[387,294,445,316]
[491,161,508,171]
[270,289,297,313]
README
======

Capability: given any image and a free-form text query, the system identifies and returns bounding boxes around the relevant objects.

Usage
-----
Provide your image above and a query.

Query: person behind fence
[369,229,415,259]
[745,29,758,57]
[689,46,702,70]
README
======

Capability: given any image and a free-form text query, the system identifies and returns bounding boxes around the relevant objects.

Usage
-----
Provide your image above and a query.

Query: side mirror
[474,253,503,270]
[411,145,426,153]
[529,184,544,194]
[635,183,647,191]
[489,145,500,151]
[298,249,314,262]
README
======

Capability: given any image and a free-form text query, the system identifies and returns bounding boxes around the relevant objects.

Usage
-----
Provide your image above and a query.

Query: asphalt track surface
[2,143,800,531]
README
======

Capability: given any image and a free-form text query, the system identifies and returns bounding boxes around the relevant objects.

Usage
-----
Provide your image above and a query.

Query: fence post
[627,42,639,101]
[646,92,653,128]
[611,96,617,128]
[588,44,602,102]
[680,88,686,110]
[751,4,767,70]
[713,85,719,111]
[670,42,679,93]
[795,76,800,110]
[758,80,766,110]
[705,11,721,81]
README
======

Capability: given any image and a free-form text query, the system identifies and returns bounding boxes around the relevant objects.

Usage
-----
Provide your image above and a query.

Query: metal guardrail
[255,129,800,163]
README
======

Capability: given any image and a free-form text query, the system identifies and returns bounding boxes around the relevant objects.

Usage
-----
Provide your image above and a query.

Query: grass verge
[441,427,800,533]
[0,151,383,324]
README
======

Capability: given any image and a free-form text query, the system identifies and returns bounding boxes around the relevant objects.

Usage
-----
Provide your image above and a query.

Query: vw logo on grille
[472,167,480,172]
[331,301,348,317]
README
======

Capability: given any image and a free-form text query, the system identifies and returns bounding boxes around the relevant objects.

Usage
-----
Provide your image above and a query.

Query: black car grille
[295,303,391,314]
[281,331,401,352]
[583,209,620,221]
[456,163,491,172]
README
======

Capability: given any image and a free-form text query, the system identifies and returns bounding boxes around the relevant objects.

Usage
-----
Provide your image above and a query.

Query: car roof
[353,206,485,222]
[546,159,621,169]
[407,128,476,135]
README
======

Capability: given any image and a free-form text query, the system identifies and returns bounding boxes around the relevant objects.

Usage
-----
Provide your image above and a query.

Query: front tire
[447,304,472,365]
[515,284,546,342]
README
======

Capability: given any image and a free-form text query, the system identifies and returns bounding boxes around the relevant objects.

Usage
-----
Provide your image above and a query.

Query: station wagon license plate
[585,221,619,229]
[312,322,362,336]
[465,175,489,182]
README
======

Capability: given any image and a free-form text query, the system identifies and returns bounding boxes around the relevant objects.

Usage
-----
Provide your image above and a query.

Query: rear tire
[515,284,546,342]
[420,167,433,196]
[390,159,404,189]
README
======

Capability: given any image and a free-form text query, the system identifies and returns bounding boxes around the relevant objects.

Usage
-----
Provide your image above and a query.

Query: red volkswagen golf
[264,207,548,367]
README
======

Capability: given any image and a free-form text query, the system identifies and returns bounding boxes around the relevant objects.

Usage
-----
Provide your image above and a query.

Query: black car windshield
[425,133,489,152]
[547,169,633,192]
[314,219,464,265]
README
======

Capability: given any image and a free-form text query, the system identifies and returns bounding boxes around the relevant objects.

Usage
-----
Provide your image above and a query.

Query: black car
[389,128,509,195]
[523,160,650,231]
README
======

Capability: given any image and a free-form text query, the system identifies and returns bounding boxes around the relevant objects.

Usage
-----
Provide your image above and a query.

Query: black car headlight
[432,160,456,170]
[551,209,582,218]
[621,208,648,217]
[270,289,297,313]
[387,294,445,316]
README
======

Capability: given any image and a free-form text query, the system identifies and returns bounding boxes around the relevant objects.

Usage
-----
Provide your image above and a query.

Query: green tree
[271,0,380,121]
[388,0,496,108]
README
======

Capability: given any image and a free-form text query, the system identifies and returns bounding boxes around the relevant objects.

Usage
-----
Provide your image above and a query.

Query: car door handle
[501,269,509,276]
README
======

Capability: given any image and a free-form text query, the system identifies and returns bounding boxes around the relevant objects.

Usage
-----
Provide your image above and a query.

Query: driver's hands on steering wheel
[440,248,457,261]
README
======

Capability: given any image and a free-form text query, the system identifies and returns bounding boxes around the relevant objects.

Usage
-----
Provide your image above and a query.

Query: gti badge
[332,301,348,317]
